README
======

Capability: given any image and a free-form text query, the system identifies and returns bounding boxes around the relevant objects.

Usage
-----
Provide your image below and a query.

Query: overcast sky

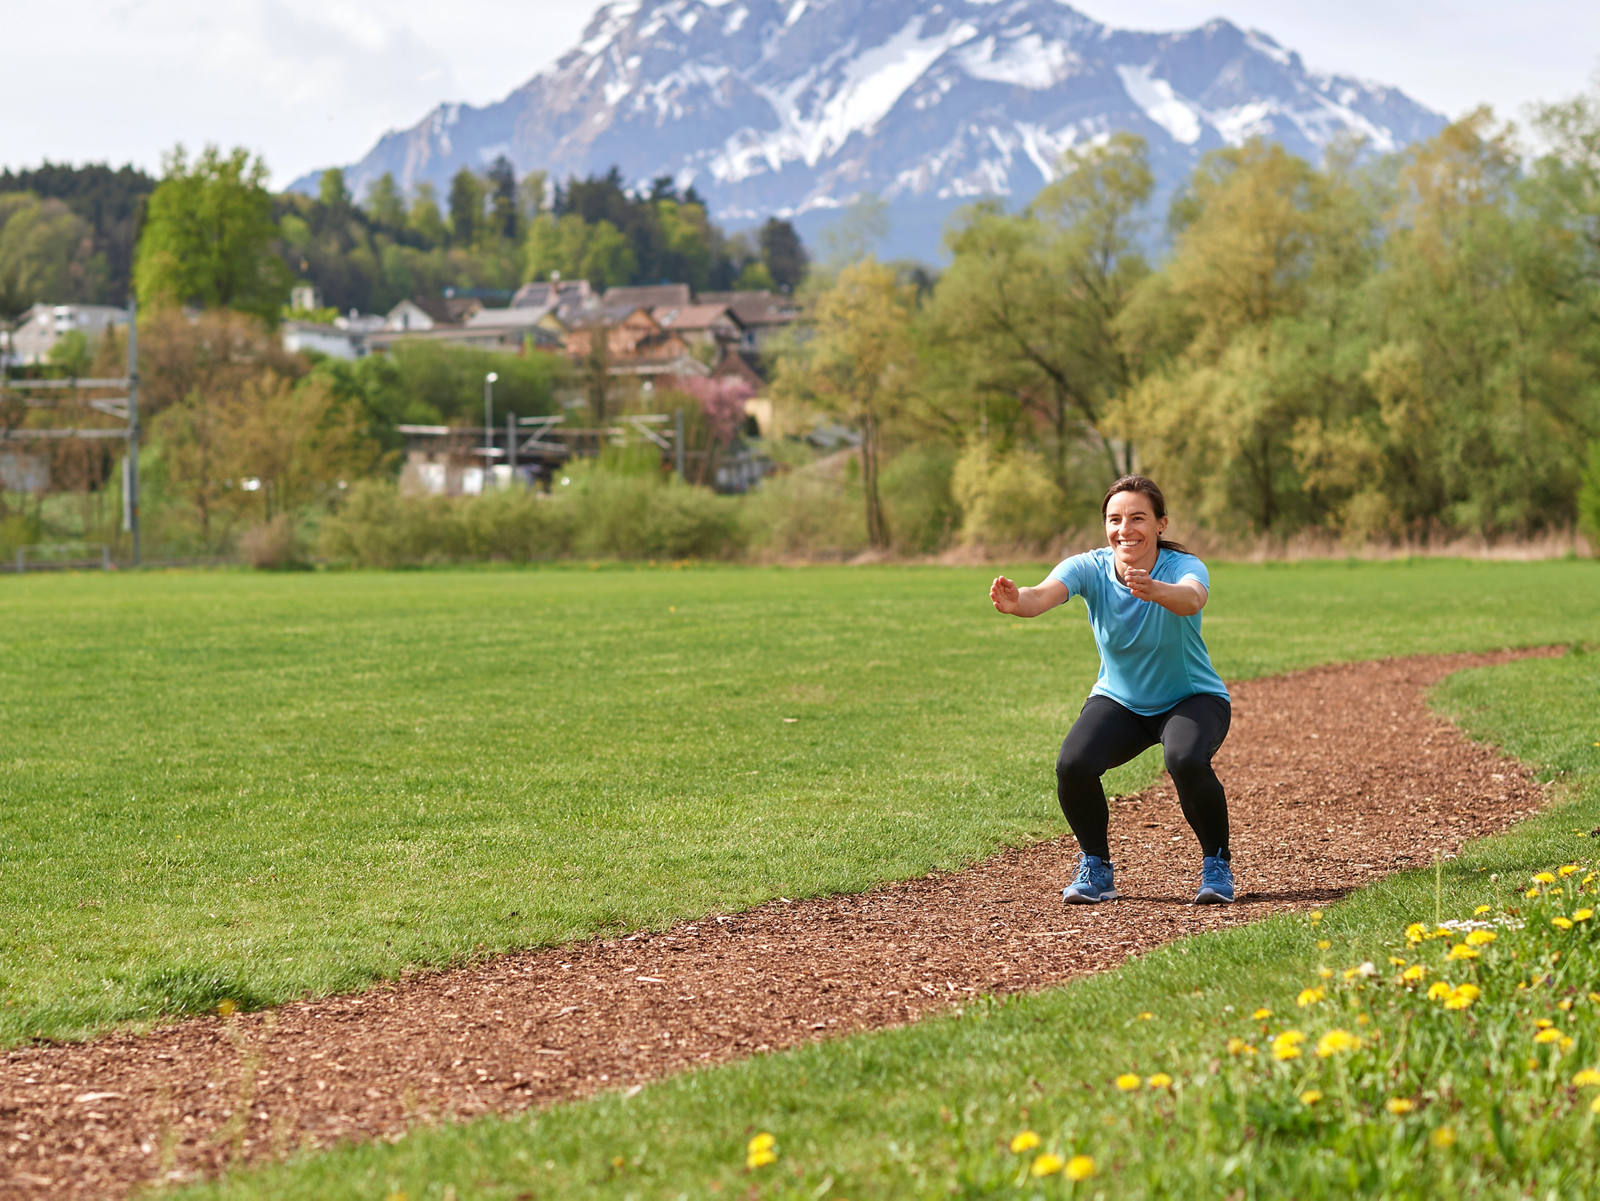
[4,1,1596,190]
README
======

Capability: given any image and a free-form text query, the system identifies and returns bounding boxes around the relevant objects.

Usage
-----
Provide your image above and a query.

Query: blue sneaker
[1194,855,1235,905]
[1062,854,1118,904]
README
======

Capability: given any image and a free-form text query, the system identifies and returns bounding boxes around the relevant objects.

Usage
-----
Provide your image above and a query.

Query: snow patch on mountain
[1116,64,1202,145]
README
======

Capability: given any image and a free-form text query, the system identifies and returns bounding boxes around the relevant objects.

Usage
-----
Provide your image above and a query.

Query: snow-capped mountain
[299,0,1447,258]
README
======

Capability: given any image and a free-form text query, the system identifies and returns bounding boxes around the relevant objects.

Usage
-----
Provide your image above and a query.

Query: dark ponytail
[1102,475,1188,553]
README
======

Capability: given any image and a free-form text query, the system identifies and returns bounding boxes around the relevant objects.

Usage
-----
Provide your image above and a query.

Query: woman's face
[1103,489,1166,573]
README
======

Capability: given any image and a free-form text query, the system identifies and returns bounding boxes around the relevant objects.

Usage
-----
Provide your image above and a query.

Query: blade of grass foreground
[162,650,1600,1200]
[3,559,1597,1050]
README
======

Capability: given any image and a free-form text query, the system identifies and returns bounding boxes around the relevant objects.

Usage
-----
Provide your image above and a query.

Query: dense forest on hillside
[0,154,807,321]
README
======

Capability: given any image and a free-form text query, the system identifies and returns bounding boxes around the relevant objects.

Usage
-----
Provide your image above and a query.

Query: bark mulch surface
[0,649,1563,1199]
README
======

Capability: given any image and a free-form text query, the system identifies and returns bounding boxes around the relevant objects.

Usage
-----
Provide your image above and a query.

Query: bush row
[312,443,1089,568]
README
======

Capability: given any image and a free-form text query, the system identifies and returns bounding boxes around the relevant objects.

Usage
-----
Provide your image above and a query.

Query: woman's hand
[990,575,1020,613]
[1124,567,1157,601]
[1125,569,1206,615]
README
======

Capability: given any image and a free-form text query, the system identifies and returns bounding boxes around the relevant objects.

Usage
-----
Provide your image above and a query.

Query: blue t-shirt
[1048,546,1230,715]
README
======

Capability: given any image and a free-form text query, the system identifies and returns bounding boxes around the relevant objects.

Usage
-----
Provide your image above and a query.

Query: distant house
[466,305,568,348]
[695,290,803,352]
[651,303,745,349]
[602,282,692,312]
[565,306,708,383]
[383,294,481,332]
[511,278,596,323]
[281,320,366,360]
[8,303,130,366]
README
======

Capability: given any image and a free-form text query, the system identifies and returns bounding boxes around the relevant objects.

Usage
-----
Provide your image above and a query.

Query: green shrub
[461,487,574,562]
[318,481,467,567]
[567,467,658,559]
[951,442,1065,550]
[1579,439,1600,555]
[742,464,866,558]
[238,515,303,569]
[881,444,958,554]
[642,482,745,559]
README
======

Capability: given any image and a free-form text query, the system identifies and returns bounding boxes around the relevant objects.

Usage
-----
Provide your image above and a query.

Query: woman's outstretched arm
[990,575,1071,618]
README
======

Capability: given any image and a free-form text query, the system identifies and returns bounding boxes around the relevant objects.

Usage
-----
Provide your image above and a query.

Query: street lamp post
[483,371,498,489]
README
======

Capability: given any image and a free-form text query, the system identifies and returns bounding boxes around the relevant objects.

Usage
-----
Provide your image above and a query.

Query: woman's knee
[1163,746,1214,782]
[1056,747,1099,782]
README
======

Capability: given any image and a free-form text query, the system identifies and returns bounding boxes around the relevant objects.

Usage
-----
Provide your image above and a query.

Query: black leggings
[1056,693,1232,862]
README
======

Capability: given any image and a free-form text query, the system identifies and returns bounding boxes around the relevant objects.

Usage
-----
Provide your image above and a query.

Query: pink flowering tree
[673,375,755,485]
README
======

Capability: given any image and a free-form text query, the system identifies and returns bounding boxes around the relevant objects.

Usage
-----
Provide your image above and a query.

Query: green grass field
[4,559,1599,1198]
[2,560,1596,1049]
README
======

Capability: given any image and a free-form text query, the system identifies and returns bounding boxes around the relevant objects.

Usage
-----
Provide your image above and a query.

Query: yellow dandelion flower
[1317,939,1331,950]
[1388,956,1408,966]
[1065,1154,1096,1182]
[1561,1036,1574,1052]
[1405,922,1427,944]
[1560,999,1574,1011]
[747,1147,777,1169]
[1147,1073,1173,1090]
[1431,1126,1457,1150]
[1226,1037,1249,1056]
[216,999,237,1017]
[1031,1153,1065,1177]
[1310,910,1323,925]
[1535,1028,1563,1044]
[1552,917,1575,931]
[1318,967,1334,980]
[1571,1069,1600,1087]
[1298,987,1326,1007]
[1403,965,1427,984]
[1427,981,1453,1001]
[1590,992,1600,1004]
[1573,908,1594,921]
[1526,887,1543,899]
[1277,1029,1307,1044]
[1299,1089,1323,1106]
[1559,865,1580,877]
[1455,982,1481,1001]
[1137,1011,1154,1021]
[1386,1098,1415,1115]
[1316,1029,1360,1057]
[1115,1073,1141,1091]
[1273,1043,1301,1061]
[1010,1131,1041,1153]
[1465,929,1496,946]
[1357,1013,1371,1025]
[1252,1007,1272,1020]
[1431,927,1453,939]
[1473,905,1492,916]
[1536,1018,1555,1028]
[1447,944,1479,960]
[1534,872,1558,885]
[1443,992,1476,1010]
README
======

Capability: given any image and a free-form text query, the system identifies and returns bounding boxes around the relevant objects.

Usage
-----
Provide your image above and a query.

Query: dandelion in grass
[1317,939,1331,951]
[1574,909,1594,922]
[1031,1152,1064,1177]
[1536,1018,1555,1028]
[1065,1154,1096,1182]
[1560,999,1575,1011]
[1299,1089,1323,1106]
[1473,905,1493,916]
[1444,990,1477,1011]
[1386,1098,1415,1115]
[1447,944,1479,961]
[216,999,237,1017]
[1226,1037,1252,1056]
[1137,1011,1154,1021]
[1534,872,1558,885]
[1115,1073,1141,1091]
[1252,1008,1273,1021]
[1311,910,1323,925]
[1431,1126,1457,1150]
[1316,1029,1360,1058]
[1010,1131,1040,1153]
[1388,956,1408,967]
[1525,887,1543,899]
[746,1132,777,1169]
[1552,917,1575,931]
[1344,962,1377,980]
[1571,1069,1600,1087]
[1406,922,1427,944]
[1317,967,1334,980]
[1272,1031,1306,1061]
[1427,981,1454,1001]
[1298,987,1326,1007]
[1146,1073,1173,1090]
[1534,1028,1564,1045]
[1403,965,1427,984]
[1464,929,1496,947]
[1559,864,1579,877]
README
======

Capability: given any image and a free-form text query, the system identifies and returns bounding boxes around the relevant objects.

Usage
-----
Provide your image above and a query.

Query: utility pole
[483,371,498,490]
[125,296,140,567]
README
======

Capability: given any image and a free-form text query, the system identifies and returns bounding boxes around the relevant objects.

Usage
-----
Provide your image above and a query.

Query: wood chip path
[0,649,1562,1199]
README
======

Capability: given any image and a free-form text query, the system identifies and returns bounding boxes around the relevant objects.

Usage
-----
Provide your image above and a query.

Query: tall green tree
[0,194,107,319]
[363,173,405,230]
[133,145,287,321]
[758,217,808,290]
[448,168,484,247]
[772,258,918,548]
